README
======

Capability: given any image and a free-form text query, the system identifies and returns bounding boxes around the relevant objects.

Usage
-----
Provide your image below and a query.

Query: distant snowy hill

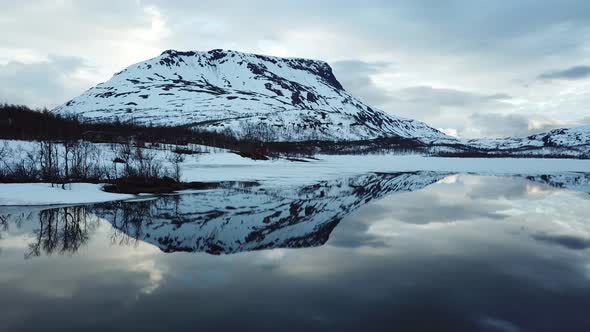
[463,125,590,157]
[53,49,454,144]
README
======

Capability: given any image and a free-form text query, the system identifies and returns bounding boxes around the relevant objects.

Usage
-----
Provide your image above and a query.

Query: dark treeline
[3,104,585,164]
[0,104,430,157]
[0,103,314,157]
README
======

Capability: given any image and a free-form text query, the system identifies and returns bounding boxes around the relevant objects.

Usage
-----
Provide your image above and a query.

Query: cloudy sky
[1,0,590,138]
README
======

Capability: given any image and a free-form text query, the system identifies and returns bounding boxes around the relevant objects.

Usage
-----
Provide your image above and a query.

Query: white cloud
[131,6,170,42]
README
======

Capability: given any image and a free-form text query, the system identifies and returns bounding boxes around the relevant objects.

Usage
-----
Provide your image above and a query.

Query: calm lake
[1,172,590,331]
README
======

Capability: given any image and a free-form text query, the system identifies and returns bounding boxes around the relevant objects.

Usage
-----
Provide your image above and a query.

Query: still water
[1,172,590,331]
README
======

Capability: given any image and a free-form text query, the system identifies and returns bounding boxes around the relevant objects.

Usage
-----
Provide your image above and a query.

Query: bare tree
[167,151,185,182]
[39,140,59,185]
[61,139,77,189]
[134,145,162,179]
[70,141,94,180]
[115,141,134,178]
[0,142,12,178]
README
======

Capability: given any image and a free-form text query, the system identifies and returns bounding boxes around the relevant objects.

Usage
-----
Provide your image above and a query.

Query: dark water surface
[1,172,590,331]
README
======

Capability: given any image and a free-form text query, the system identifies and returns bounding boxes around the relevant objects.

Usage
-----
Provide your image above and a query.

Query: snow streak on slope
[53,49,453,144]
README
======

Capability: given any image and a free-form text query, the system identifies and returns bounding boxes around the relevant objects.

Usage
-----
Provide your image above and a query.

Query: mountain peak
[54,49,452,143]
[152,48,344,91]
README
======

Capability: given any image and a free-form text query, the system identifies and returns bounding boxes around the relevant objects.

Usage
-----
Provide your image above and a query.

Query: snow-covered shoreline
[0,183,134,206]
[2,139,590,206]
[2,154,590,206]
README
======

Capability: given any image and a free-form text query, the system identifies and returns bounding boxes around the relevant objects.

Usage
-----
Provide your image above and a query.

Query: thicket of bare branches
[0,139,191,185]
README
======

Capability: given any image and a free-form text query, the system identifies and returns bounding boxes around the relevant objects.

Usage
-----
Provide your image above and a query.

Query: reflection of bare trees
[0,199,171,258]
[94,200,155,248]
[0,214,6,255]
[93,196,183,248]
[25,207,98,259]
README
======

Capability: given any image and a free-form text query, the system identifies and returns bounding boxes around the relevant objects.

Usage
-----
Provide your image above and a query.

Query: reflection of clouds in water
[131,259,166,295]
[0,213,170,300]
[0,233,33,250]
[438,174,459,184]
[466,176,532,200]
[373,190,509,225]
[321,174,590,289]
[328,206,391,249]
[525,183,554,198]
[254,249,286,270]
[505,190,590,239]
[532,232,590,250]
[328,174,590,257]
[478,317,521,332]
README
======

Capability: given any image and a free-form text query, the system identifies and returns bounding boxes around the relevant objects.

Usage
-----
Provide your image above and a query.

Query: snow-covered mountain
[53,49,453,144]
[463,125,590,157]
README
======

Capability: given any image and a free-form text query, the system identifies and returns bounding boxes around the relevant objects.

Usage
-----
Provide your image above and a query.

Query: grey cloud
[382,86,515,137]
[470,113,532,138]
[469,112,571,138]
[331,60,394,105]
[152,0,590,57]
[396,86,511,108]
[0,55,91,107]
[386,0,590,58]
[538,65,590,80]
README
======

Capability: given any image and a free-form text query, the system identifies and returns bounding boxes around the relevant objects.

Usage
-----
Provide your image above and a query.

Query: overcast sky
[1,0,590,138]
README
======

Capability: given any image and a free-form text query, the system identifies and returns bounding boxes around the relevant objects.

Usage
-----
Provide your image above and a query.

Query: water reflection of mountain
[524,172,590,194]
[1,171,589,257]
[95,171,448,254]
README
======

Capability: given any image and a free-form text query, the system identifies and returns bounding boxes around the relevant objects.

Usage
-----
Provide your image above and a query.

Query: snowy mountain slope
[53,49,454,144]
[92,171,448,254]
[462,125,590,157]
